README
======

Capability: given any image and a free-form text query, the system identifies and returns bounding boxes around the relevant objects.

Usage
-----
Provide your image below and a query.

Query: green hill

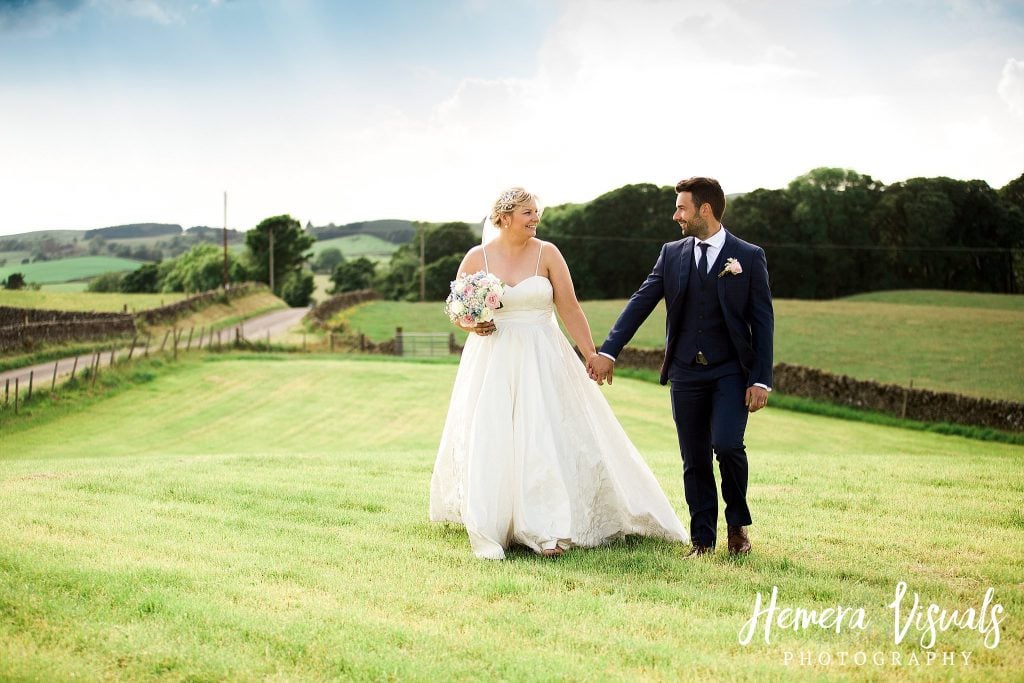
[0,256,144,285]
[311,234,399,261]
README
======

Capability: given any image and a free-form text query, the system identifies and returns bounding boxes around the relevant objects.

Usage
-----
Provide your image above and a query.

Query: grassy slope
[341,291,1024,403]
[0,290,189,314]
[0,256,144,285]
[0,356,1020,681]
[312,234,398,260]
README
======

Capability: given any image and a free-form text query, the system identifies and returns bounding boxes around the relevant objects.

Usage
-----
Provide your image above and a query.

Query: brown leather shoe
[728,525,751,555]
[683,544,714,558]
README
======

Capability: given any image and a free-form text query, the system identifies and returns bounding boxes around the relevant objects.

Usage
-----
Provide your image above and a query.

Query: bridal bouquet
[445,271,504,327]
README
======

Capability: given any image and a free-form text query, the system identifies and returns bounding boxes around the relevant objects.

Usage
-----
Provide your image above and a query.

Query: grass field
[844,290,1024,311]
[0,256,144,285]
[0,289,189,313]
[339,291,1024,403]
[0,355,1020,680]
[312,234,398,262]
[38,281,89,293]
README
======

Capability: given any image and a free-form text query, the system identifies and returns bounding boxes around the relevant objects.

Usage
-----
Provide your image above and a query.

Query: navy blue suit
[599,230,774,547]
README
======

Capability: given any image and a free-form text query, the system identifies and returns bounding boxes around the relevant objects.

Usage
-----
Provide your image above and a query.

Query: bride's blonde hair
[490,187,538,227]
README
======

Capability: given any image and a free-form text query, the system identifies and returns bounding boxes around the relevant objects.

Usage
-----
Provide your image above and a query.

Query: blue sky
[1,0,1022,235]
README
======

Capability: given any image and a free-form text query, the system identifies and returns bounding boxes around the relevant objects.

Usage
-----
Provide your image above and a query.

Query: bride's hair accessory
[489,187,538,225]
[483,187,541,245]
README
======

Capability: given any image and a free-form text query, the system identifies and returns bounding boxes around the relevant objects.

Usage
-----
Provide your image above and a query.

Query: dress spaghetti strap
[535,243,544,276]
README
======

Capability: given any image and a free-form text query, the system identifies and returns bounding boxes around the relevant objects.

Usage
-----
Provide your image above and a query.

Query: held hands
[586,353,614,385]
[745,386,768,413]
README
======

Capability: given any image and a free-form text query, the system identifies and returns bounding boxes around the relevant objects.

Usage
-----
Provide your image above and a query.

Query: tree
[379,222,476,300]
[87,272,125,293]
[541,184,675,299]
[121,262,162,293]
[245,214,314,296]
[3,272,26,290]
[1000,172,1024,213]
[423,254,464,300]
[279,270,316,307]
[785,168,885,298]
[162,243,248,293]
[313,247,345,274]
[331,257,377,294]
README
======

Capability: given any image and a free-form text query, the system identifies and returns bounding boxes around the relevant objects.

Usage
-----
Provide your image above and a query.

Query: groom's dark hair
[676,177,726,221]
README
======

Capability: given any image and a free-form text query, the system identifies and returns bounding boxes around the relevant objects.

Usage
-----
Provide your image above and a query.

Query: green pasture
[312,234,398,262]
[0,289,189,313]
[844,289,1024,311]
[0,355,1020,681]
[38,281,89,293]
[0,256,144,285]
[339,291,1024,403]
[0,251,32,267]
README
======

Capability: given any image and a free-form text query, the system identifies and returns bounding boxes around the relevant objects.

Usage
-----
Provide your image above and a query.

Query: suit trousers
[668,358,753,547]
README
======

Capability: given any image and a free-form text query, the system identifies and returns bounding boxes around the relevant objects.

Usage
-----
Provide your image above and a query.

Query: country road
[0,306,310,391]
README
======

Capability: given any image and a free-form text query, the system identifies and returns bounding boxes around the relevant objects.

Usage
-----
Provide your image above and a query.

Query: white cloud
[3,0,1023,234]
[998,57,1024,116]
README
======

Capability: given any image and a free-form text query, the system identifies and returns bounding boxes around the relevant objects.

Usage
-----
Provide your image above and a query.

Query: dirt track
[0,307,309,391]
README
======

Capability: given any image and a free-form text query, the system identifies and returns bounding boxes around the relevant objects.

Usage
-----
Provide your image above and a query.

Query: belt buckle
[696,351,709,366]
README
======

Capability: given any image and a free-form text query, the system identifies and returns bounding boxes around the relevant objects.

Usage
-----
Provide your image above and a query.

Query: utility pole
[419,222,426,302]
[222,191,229,290]
[268,225,275,294]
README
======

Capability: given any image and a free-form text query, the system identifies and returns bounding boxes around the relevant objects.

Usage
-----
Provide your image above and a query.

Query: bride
[429,187,687,559]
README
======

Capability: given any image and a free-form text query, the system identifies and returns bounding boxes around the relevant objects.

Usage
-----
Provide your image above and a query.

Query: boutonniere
[718,258,742,277]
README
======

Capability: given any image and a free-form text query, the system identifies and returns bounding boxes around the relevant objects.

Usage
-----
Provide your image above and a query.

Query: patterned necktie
[697,242,710,281]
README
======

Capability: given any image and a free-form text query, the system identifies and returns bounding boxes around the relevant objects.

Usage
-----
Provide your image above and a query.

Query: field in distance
[0,290,190,313]
[0,256,144,286]
[338,290,1024,403]
[310,234,399,263]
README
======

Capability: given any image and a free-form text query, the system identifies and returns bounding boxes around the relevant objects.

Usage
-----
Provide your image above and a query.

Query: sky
[1,0,1023,236]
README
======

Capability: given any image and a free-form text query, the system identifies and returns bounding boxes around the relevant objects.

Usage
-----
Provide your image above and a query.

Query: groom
[587,177,774,557]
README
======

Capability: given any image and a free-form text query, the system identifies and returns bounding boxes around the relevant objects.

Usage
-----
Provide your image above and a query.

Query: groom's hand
[587,354,614,385]
[746,386,768,413]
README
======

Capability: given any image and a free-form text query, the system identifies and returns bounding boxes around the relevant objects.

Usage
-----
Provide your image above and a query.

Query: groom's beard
[680,215,709,239]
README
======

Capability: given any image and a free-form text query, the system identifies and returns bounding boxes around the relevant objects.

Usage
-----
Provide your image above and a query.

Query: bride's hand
[465,321,495,336]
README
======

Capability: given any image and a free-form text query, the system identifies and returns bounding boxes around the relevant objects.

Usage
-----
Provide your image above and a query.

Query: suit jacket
[600,230,774,387]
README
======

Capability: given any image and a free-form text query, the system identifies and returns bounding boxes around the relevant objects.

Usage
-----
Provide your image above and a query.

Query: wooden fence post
[395,327,403,356]
[359,333,366,352]
[145,333,152,357]
[449,332,456,354]
[186,327,194,351]
[13,378,18,415]
[4,378,9,407]
[91,352,100,386]
[70,356,78,382]
[160,330,170,352]
[329,332,335,352]
[109,348,116,366]
[127,334,138,361]
[901,379,913,419]
[27,370,33,402]
[52,360,59,390]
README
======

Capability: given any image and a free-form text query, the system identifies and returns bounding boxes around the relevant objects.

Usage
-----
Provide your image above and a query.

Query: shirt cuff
[598,352,616,362]
[753,383,771,392]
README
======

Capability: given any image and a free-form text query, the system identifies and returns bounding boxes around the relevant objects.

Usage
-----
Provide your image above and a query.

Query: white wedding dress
[429,245,688,559]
